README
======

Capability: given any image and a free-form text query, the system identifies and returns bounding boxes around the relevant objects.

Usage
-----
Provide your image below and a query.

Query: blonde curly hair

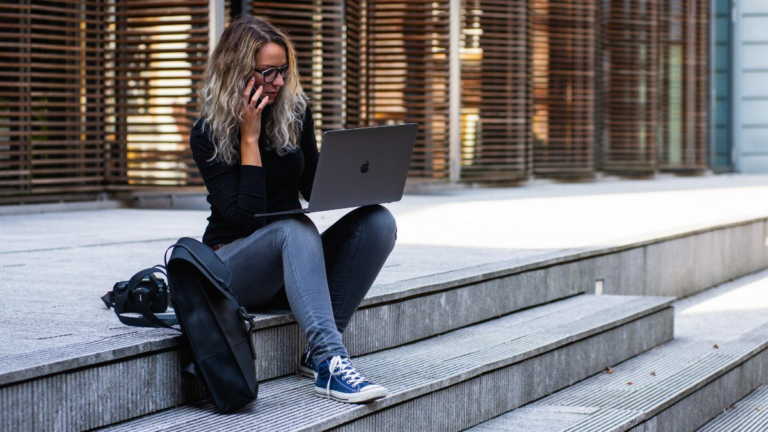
[198,16,307,164]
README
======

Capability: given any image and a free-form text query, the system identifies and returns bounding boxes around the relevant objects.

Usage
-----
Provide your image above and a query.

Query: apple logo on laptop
[360,160,370,174]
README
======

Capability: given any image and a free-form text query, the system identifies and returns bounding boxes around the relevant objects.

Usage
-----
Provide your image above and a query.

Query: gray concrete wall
[587,218,768,298]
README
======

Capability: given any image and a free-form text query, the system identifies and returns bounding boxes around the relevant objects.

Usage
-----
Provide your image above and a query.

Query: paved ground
[675,267,768,341]
[2,174,768,360]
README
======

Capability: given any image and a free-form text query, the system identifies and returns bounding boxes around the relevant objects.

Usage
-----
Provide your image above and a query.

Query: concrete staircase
[98,295,673,431]
[2,254,677,432]
[3,205,768,431]
[699,384,768,431]
[468,272,768,432]
[1,255,593,431]
[4,262,767,432]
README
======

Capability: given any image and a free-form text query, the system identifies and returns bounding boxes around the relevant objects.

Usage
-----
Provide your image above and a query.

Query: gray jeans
[215,205,397,365]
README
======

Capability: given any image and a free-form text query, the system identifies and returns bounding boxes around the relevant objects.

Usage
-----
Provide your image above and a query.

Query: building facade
[0,0,724,205]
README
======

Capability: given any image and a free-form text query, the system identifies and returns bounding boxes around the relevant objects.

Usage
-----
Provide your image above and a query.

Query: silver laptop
[254,123,418,218]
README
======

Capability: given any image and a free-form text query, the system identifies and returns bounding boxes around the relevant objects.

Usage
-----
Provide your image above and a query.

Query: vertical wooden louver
[0,0,106,203]
[695,0,710,168]
[365,1,451,180]
[103,0,208,188]
[345,0,365,129]
[598,0,661,173]
[532,0,597,176]
[658,0,708,170]
[460,0,531,182]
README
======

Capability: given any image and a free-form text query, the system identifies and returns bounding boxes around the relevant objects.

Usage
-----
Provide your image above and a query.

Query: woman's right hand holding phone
[240,77,270,166]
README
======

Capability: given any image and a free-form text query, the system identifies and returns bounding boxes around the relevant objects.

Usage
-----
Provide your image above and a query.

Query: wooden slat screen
[365,0,451,180]
[0,0,106,203]
[345,0,364,129]
[460,0,531,182]
[0,0,717,205]
[598,0,661,173]
[532,0,596,176]
[103,0,208,188]
[658,0,708,170]
[693,0,709,168]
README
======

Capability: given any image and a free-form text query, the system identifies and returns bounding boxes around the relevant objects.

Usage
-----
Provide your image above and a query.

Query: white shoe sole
[314,385,387,404]
[298,365,317,379]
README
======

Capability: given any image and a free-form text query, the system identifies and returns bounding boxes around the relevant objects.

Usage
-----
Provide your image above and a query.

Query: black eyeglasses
[253,64,289,84]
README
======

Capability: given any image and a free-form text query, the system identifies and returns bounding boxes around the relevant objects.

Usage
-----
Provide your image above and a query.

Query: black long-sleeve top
[190,105,318,246]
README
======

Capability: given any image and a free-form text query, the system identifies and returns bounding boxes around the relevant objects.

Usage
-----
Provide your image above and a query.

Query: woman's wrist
[240,134,262,166]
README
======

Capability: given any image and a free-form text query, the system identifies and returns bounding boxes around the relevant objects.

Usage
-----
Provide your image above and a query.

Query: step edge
[620,336,768,430]
[361,213,768,308]
[0,332,183,387]
[299,301,674,432]
[698,384,768,431]
[0,270,589,387]
[476,328,768,431]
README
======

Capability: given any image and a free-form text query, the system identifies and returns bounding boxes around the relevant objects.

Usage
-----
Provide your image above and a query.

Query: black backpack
[111,237,259,413]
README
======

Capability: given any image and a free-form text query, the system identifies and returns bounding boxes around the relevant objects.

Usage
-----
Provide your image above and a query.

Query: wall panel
[103,0,209,188]
[0,0,106,203]
[460,0,531,182]
[598,0,661,173]
[711,0,732,171]
[365,0,451,180]
[532,0,596,176]
[658,0,709,170]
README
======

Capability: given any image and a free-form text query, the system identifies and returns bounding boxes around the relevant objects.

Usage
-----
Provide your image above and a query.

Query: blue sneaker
[314,356,387,403]
[299,349,317,378]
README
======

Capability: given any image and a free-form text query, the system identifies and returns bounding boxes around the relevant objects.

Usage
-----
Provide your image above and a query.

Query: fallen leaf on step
[713,344,719,349]
[605,366,615,374]
[727,405,735,410]
[626,381,633,385]
[757,407,761,411]
[650,371,656,376]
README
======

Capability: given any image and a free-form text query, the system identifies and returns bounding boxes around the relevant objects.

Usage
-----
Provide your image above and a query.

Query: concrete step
[699,384,768,431]
[469,324,768,432]
[97,294,673,431]
[1,259,591,432]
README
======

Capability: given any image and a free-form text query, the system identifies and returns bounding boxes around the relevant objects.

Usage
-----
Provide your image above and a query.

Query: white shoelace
[325,356,368,397]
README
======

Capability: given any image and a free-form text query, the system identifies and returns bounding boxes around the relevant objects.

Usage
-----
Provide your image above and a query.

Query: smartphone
[249,86,263,106]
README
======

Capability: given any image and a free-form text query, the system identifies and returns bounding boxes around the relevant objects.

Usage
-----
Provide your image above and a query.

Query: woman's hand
[240,77,270,166]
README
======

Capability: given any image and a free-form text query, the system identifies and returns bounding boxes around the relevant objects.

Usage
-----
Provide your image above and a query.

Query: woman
[190,16,396,404]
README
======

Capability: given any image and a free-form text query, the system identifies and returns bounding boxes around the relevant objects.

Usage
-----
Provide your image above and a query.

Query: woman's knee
[360,205,397,244]
[275,216,322,245]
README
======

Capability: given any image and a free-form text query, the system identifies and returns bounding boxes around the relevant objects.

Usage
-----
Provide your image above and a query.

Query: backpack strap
[238,307,259,361]
[113,267,180,330]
